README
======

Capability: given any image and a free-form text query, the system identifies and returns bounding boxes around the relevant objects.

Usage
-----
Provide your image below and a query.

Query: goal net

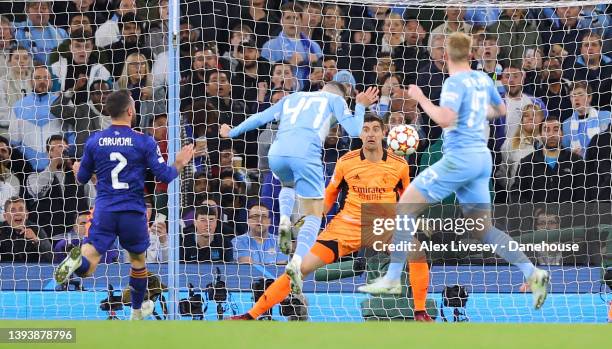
[0,0,610,322]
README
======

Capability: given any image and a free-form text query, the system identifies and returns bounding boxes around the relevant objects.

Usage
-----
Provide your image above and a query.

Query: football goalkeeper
[231,114,432,321]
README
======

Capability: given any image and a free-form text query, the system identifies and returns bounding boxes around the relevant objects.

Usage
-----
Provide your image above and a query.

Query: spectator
[304,59,325,92]
[577,5,611,54]
[513,117,585,203]
[0,15,14,76]
[565,32,611,110]
[428,7,472,52]
[13,0,69,64]
[145,199,168,263]
[322,56,338,82]
[0,47,33,137]
[0,174,18,224]
[521,47,544,96]
[473,33,505,84]
[500,66,546,142]
[223,23,255,73]
[301,1,323,44]
[585,123,612,201]
[561,81,611,158]
[0,196,52,263]
[232,204,288,264]
[50,79,113,157]
[487,8,540,66]
[149,114,170,213]
[116,52,164,129]
[363,51,396,88]
[336,17,377,85]
[541,6,586,59]
[144,0,168,58]
[534,57,573,121]
[95,0,137,49]
[235,0,281,49]
[54,210,119,264]
[52,0,108,30]
[0,136,33,190]
[497,104,545,194]
[416,34,448,141]
[9,65,73,172]
[105,13,152,78]
[400,18,429,85]
[219,169,248,236]
[205,69,256,165]
[378,12,424,85]
[371,73,402,117]
[179,45,212,108]
[318,4,350,58]
[50,30,111,104]
[269,62,299,93]
[231,37,272,115]
[26,135,88,237]
[180,205,233,262]
[47,14,106,65]
[261,2,322,85]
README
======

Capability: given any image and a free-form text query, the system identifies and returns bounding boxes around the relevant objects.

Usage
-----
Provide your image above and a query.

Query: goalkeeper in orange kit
[231,114,432,321]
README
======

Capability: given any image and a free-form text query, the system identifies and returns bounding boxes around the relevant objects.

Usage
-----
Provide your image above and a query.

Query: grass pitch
[0,321,609,349]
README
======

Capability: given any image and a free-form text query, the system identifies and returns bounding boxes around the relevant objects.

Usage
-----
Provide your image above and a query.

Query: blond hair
[511,104,544,149]
[446,32,471,63]
[117,53,152,90]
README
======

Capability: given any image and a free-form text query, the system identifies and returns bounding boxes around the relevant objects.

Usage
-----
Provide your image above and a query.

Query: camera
[206,267,236,320]
[179,283,206,320]
[99,284,124,320]
[604,268,612,291]
[440,285,469,322]
[251,278,274,320]
[280,294,308,321]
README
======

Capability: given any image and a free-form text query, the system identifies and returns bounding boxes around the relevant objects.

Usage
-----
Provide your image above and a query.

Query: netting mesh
[0,0,611,322]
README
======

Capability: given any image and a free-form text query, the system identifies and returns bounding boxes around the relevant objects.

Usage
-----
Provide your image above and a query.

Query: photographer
[25,135,89,238]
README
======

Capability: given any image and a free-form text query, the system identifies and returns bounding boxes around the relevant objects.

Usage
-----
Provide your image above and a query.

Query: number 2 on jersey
[109,152,129,189]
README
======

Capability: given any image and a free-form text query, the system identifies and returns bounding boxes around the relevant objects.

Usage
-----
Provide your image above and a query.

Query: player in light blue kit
[54,90,194,320]
[220,82,379,293]
[359,33,550,310]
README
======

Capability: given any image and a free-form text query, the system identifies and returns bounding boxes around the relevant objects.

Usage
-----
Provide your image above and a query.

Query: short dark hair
[46,134,68,152]
[205,69,228,83]
[540,115,560,133]
[106,90,133,119]
[9,45,29,57]
[364,113,385,129]
[70,29,93,42]
[195,205,218,219]
[118,13,142,33]
[324,80,347,97]
[281,2,304,14]
[218,139,234,153]
[4,196,25,213]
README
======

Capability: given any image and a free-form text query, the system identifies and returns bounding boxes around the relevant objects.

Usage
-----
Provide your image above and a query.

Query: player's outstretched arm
[147,139,194,183]
[407,84,457,128]
[335,87,379,137]
[221,100,284,138]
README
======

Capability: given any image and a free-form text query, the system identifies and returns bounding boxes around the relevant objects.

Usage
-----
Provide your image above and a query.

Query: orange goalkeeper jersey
[324,149,410,224]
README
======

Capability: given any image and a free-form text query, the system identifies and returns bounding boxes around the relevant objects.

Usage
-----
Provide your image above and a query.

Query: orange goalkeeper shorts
[310,217,392,264]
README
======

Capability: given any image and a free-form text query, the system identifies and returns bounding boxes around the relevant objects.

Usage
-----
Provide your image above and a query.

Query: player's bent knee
[80,243,102,275]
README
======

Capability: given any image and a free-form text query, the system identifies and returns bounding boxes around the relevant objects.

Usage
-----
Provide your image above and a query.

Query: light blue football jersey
[439,70,503,153]
[229,91,365,159]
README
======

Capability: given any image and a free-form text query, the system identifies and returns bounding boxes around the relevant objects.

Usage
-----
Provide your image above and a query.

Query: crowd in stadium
[0,0,610,266]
